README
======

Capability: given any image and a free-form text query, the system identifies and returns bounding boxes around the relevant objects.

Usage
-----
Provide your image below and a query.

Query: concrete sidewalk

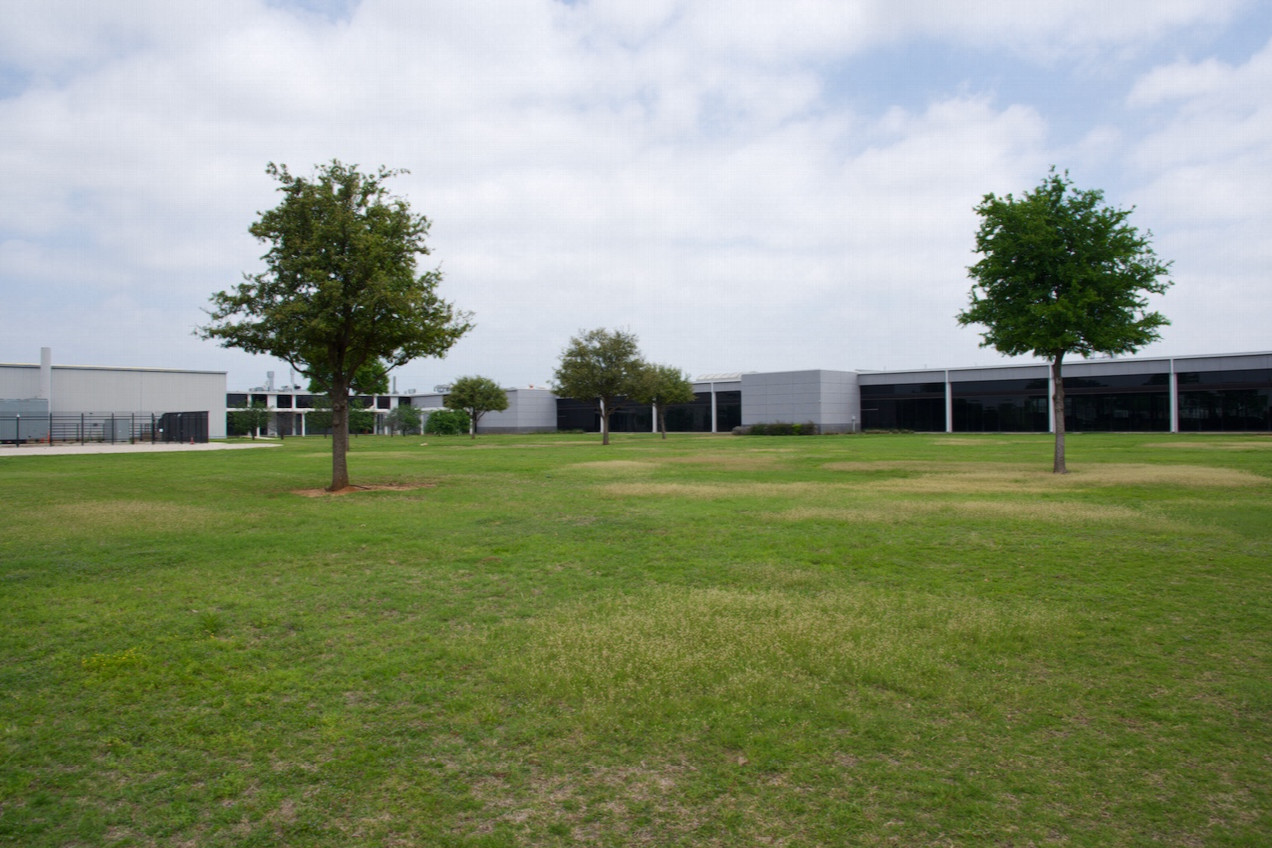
[0,441,282,457]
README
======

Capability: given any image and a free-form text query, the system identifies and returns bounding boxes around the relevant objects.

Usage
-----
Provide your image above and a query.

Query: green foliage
[424,408,470,435]
[308,359,390,395]
[348,404,376,435]
[745,421,820,436]
[958,169,1172,472]
[305,395,333,434]
[384,404,423,436]
[443,376,508,438]
[629,363,697,438]
[553,328,645,445]
[228,400,270,438]
[198,160,472,489]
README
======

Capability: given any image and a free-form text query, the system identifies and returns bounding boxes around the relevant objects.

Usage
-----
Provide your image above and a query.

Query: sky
[2,0,1269,392]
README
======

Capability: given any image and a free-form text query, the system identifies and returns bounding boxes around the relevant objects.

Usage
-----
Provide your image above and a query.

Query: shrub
[424,408,471,435]
[743,421,819,436]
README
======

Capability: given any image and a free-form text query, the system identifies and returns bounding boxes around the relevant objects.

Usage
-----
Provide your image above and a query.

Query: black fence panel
[0,411,209,445]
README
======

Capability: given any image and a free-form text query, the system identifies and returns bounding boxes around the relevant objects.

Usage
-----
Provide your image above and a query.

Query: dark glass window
[250,393,269,406]
[951,378,1049,395]
[377,396,391,410]
[275,395,293,409]
[1064,392,1170,431]
[227,393,248,407]
[296,394,314,409]
[861,382,945,397]
[1064,372,1170,391]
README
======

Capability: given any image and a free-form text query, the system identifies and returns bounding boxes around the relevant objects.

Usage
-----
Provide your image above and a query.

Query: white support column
[944,371,953,433]
[710,383,718,433]
[1169,358,1179,433]
[1047,370,1057,433]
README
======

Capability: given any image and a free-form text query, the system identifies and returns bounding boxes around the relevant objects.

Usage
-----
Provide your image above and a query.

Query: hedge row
[734,422,820,436]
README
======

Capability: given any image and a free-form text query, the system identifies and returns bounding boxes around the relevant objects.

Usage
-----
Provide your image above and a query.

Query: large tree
[444,376,508,439]
[629,363,696,439]
[200,161,471,489]
[553,328,645,445]
[957,169,1171,473]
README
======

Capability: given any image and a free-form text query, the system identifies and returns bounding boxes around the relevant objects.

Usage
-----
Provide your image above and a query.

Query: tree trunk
[1051,354,1067,474]
[330,388,351,491]
[658,408,667,440]
[470,410,477,440]
[600,398,610,445]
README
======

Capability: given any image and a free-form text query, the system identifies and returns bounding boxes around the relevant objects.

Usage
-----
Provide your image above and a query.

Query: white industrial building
[0,348,227,443]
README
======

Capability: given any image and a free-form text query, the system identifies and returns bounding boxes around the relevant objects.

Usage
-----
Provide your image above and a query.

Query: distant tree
[306,395,333,436]
[444,376,508,439]
[957,169,1172,473]
[553,328,645,445]
[385,404,423,436]
[229,400,271,439]
[199,161,471,490]
[348,402,377,436]
[424,408,470,436]
[629,363,696,439]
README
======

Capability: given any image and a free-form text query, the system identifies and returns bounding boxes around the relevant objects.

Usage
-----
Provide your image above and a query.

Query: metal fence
[0,411,209,446]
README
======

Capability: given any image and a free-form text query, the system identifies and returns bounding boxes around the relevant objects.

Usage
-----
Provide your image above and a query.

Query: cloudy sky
[2,0,1269,391]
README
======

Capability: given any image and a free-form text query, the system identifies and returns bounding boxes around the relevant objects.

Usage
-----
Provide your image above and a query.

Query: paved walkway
[0,441,282,457]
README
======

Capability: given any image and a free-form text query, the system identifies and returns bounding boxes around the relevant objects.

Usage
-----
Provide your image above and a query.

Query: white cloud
[1,0,1267,388]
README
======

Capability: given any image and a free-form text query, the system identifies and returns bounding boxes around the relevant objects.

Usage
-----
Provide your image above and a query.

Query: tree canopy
[957,169,1171,472]
[553,328,644,445]
[629,363,696,439]
[199,161,471,489]
[443,376,508,439]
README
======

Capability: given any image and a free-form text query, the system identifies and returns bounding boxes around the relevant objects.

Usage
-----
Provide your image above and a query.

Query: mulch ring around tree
[292,483,437,497]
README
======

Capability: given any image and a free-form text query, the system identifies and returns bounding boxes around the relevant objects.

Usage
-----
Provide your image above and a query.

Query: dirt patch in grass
[464,759,700,844]
[292,483,437,497]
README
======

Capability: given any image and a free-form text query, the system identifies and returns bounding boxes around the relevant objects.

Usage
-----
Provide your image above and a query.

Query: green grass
[2,432,1270,846]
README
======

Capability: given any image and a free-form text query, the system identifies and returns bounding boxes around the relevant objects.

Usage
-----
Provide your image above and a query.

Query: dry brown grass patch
[599,481,848,499]
[1144,440,1272,450]
[862,463,1264,494]
[41,500,225,535]
[662,452,786,470]
[562,460,660,474]
[774,500,1148,525]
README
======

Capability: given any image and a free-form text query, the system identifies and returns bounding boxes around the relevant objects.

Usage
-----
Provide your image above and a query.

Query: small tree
[229,400,271,439]
[199,161,471,490]
[444,376,508,439]
[306,395,333,437]
[957,169,1172,473]
[424,408,470,435]
[629,363,696,439]
[385,404,423,436]
[553,328,645,445]
[348,402,377,436]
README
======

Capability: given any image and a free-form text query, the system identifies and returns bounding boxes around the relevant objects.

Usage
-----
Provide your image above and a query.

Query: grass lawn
[2,431,1270,846]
